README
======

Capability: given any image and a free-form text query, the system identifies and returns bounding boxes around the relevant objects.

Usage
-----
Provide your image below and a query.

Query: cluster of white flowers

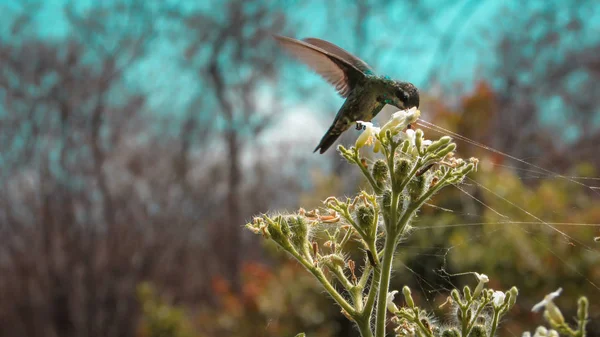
[355,107,422,152]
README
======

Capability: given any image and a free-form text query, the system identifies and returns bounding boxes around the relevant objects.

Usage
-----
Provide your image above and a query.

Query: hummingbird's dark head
[392,82,420,109]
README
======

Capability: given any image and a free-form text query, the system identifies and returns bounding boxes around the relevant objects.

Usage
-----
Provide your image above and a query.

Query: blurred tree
[172,0,288,289]
[485,0,600,171]
[0,2,216,337]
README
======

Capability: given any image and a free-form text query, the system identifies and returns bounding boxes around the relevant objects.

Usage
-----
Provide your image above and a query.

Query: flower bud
[434,143,456,159]
[400,139,410,153]
[415,129,424,152]
[577,296,589,322]
[280,217,291,237]
[402,285,415,308]
[457,163,476,177]
[546,304,565,325]
[442,328,460,337]
[289,216,308,248]
[266,217,286,244]
[381,189,392,210]
[469,325,487,337]
[394,159,411,185]
[463,286,472,302]
[507,287,518,309]
[372,159,389,184]
[426,136,452,153]
[451,289,462,304]
[356,205,375,232]
[408,175,428,201]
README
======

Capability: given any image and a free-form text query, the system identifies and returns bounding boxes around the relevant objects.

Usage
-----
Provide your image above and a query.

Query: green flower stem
[338,206,369,242]
[460,306,469,336]
[352,150,383,194]
[368,241,379,265]
[290,249,356,317]
[369,200,380,239]
[358,242,379,289]
[489,309,501,337]
[375,232,398,337]
[464,300,488,337]
[396,173,451,229]
[302,244,314,264]
[396,157,425,195]
[556,323,578,337]
[358,261,373,288]
[352,287,365,312]
[413,309,435,337]
[328,265,354,290]
[327,201,370,244]
[363,265,380,317]
[363,247,386,317]
[338,226,355,249]
[356,317,374,337]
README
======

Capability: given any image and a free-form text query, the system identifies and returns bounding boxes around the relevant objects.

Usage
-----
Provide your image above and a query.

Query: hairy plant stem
[289,249,356,316]
[375,231,398,337]
[357,317,374,337]
[489,310,501,337]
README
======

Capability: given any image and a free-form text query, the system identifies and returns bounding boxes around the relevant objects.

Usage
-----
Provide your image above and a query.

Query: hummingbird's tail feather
[314,127,342,154]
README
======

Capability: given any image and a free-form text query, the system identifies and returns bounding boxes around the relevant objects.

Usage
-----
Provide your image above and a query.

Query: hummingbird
[274,35,420,154]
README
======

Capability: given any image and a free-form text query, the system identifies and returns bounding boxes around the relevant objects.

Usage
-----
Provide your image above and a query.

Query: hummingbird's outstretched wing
[274,35,371,98]
[302,38,374,75]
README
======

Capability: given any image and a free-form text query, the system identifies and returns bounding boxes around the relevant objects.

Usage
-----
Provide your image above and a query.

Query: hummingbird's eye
[396,90,408,101]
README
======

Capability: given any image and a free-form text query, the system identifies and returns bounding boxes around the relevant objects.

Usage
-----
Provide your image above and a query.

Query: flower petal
[492,291,505,307]
[387,290,399,313]
[475,273,489,283]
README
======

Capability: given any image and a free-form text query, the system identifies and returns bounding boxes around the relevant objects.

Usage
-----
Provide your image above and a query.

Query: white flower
[473,273,489,298]
[522,332,531,337]
[492,290,505,307]
[532,288,564,324]
[387,290,399,313]
[475,273,489,283]
[402,128,416,144]
[355,121,381,152]
[533,326,548,337]
[396,127,432,155]
[379,107,421,137]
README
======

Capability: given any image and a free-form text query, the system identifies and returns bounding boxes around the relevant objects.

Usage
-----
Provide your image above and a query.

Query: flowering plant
[246,108,590,337]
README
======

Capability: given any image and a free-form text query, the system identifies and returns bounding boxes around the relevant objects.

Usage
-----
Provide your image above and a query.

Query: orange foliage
[198,260,339,337]
[426,81,505,164]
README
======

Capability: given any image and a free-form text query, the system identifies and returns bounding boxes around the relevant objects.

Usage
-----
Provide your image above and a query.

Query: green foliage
[137,283,194,337]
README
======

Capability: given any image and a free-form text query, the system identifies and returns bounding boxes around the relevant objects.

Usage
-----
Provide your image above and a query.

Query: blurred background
[0,0,599,336]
